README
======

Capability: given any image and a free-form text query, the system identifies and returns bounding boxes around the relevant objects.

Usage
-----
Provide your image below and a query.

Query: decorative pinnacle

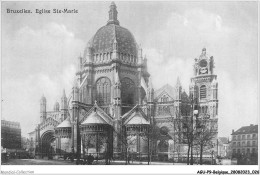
[41,94,46,101]
[148,77,153,90]
[107,2,120,25]
[202,48,206,55]
[73,78,78,88]
[62,89,66,97]
[176,77,181,87]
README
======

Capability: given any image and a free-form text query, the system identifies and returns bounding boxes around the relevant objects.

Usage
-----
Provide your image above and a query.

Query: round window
[160,127,168,136]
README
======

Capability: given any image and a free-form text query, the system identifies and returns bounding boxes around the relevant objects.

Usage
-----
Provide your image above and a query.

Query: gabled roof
[28,130,35,135]
[56,117,71,128]
[218,137,229,145]
[231,124,258,135]
[126,112,149,125]
[181,91,190,103]
[154,84,175,100]
[81,111,108,125]
[80,102,113,126]
[40,117,59,127]
[46,111,60,121]
[122,105,149,125]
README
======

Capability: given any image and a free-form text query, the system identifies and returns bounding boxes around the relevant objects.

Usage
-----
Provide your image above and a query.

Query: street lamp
[190,92,199,165]
[211,150,215,165]
[211,142,215,165]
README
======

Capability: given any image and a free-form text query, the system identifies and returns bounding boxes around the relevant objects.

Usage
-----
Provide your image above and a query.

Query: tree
[142,122,161,164]
[113,126,144,165]
[181,115,195,165]
[195,114,217,165]
[167,95,217,165]
[166,103,193,165]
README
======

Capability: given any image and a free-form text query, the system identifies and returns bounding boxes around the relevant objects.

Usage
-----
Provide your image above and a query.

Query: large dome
[87,2,138,56]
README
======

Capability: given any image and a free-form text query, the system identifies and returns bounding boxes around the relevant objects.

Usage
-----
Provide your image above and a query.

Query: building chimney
[232,129,234,134]
[250,124,254,126]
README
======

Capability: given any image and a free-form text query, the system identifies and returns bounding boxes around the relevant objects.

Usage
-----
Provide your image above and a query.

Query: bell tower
[190,48,219,156]
[60,89,68,122]
[40,95,47,123]
[190,48,218,118]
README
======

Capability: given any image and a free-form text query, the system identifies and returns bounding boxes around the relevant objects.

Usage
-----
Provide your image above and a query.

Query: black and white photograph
[1,1,259,174]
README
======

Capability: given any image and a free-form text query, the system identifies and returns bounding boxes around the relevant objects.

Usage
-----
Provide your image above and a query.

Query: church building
[29,2,218,162]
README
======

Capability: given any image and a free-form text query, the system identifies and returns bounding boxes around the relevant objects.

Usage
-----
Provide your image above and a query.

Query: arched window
[121,77,135,114]
[213,106,216,116]
[200,85,207,99]
[84,85,88,103]
[158,140,169,152]
[96,77,111,105]
[158,107,160,114]
[166,106,170,114]
[194,85,199,99]
[121,77,135,105]
[161,95,168,102]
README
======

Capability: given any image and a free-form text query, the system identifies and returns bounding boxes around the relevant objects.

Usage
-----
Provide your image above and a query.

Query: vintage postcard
[1,1,259,174]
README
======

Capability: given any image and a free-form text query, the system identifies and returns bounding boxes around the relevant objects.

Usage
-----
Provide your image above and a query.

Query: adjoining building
[1,120,21,150]
[28,131,36,157]
[1,120,33,159]
[231,124,258,164]
[217,137,231,158]
[28,2,219,162]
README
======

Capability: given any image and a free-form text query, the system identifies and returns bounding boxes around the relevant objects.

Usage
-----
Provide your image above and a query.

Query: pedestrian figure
[89,154,94,165]
[86,154,90,165]
[127,153,130,164]
[83,156,87,165]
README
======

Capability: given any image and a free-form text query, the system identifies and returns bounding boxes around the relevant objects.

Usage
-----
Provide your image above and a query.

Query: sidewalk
[2,158,188,165]
[89,160,187,165]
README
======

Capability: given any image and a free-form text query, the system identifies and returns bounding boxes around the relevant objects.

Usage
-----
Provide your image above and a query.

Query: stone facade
[231,124,258,157]
[217,137,231,158]
[1,120,21,150]
[29,2,219,161]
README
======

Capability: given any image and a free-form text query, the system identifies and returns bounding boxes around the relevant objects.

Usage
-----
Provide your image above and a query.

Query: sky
[1,1,258,138]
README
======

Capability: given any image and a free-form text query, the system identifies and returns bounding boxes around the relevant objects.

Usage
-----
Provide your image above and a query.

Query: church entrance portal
[41,131,55,159]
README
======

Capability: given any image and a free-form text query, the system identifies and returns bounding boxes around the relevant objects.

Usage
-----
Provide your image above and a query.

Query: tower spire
[107,2,120,25]
[62,89,66,98]
[40,94,47,123]
[176,76,181,87]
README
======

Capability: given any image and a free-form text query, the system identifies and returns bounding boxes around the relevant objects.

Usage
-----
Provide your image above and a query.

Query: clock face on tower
[199,59,208,67]
[199,59,208,74]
